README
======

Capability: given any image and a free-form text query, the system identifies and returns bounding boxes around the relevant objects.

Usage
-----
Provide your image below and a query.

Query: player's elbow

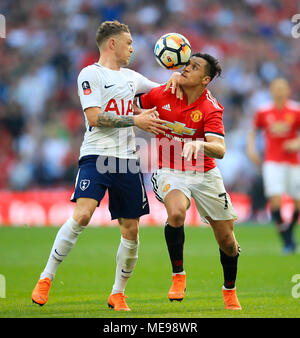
[216,146,226,159]
[216,151,225,159]
[88,117,97,127]
[86,113,98,127]
[87,112,101,127]
[85,107,101,127]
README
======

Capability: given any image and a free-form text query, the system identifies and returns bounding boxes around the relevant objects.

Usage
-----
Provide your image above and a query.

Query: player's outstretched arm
[133,100,160,119]
[134,107,168,135]
[85,106,135,128]
[85,106,167,134]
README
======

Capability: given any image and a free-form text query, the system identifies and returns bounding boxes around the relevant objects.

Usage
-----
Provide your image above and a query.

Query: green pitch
[0,224,299,318]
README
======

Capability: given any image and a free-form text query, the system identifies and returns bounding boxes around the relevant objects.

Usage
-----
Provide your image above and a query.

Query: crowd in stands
[1,0,299,216]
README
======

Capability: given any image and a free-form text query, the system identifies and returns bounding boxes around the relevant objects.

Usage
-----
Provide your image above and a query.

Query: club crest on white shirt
[80,179,90,191]
[127,81,135,93]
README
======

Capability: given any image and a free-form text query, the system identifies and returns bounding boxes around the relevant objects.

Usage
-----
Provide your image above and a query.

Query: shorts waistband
[158,167,218,175]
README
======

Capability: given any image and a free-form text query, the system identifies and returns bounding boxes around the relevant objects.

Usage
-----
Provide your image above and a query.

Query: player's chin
[122,58,130,67]
[179,75,187,85]
[119,56,130,67]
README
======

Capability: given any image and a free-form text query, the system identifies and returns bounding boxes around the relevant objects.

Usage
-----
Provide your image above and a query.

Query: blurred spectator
[0,0,299,210]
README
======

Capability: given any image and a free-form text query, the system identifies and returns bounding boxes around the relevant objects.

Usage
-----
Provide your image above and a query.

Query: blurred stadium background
[0,0,300,226]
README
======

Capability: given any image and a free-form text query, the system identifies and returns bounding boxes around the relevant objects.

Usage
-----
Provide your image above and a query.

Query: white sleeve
[130,70,160,94]
[77,67,102,111]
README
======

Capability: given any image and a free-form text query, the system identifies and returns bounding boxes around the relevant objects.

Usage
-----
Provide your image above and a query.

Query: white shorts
[151,167,238,224]
[262,161,300,199]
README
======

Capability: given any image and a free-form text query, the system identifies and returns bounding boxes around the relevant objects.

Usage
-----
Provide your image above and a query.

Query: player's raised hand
[164,71,183,100]
[134,107,168,135]
[182,141,203,161]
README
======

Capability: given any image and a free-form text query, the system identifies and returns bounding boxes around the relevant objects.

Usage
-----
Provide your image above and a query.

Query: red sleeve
[296,109,300,130]
[253,110,264,129]
[204,110,225,138]
[138,90,155,109]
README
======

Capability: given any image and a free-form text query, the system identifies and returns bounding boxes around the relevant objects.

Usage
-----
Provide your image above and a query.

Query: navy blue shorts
[71,155,149,220]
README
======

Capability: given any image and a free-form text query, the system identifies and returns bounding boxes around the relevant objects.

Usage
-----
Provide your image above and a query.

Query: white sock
[222,285,236,291]
[172,271,186,276]
[40,217,85,281]
[111,236,139,295]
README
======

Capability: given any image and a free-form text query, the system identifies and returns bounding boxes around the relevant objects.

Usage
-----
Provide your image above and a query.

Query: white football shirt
[77,63,159,159]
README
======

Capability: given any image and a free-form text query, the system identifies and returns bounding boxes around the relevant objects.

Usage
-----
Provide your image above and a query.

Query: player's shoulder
[78,64,101,79]
[202,89,224,113]
[255,101,274,114]
[120,67,143,83]
[142,84,166,96]
[286,100,300,112]
[120,67,136,75]
[120,67,144,80]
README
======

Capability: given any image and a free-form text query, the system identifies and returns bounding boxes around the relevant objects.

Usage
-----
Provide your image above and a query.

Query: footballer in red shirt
[137,53,241,310]
[138,83,225,173]
[247,78,300,254]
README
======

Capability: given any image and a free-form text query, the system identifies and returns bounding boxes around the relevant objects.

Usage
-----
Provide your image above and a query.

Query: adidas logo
[162,104,171,111]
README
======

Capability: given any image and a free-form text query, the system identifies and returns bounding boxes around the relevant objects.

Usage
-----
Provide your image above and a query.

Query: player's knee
[119,218,139,239]
[127,226,139,239]
[219,234,238,256]
[74,211,92,227]
[167,207,186,226]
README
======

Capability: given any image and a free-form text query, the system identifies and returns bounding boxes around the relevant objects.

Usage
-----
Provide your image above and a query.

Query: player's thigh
[73,197,99,226]
[71,155,108,211]
[151,169,192,206]
[108,168,149,220]
[262,161,286,198]
[191,167,237,225]
[164,189,190,226]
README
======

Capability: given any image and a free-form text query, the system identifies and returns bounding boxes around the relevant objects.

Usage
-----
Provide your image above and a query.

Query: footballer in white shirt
[32,20,181,311]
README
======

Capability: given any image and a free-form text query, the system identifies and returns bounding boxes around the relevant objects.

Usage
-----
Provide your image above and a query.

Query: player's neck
[273,99,287,110]
[183,86,206,105]
[97,55,121,71]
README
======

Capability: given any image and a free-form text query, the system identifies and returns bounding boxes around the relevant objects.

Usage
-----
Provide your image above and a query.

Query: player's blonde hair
[96,20,130,49]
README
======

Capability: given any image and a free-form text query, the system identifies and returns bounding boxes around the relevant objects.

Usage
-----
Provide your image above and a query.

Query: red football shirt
[253,101,300,164]
[139,85,225,172]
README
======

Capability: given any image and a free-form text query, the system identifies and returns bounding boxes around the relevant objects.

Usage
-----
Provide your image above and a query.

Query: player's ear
[202,75,211,86]
[108,37,116,50]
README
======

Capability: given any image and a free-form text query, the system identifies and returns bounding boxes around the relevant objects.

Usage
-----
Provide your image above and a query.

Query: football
[154,33,191,70]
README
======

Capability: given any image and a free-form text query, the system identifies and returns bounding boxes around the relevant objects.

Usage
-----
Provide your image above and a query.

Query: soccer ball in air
[154,33,191,70]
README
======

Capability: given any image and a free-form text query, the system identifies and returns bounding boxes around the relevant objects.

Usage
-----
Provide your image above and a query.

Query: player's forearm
[246,130,256,154]
[246,129,261,164]
[203,141,225,159]
[292,137,300,150]
[183,139,225,160]
[96,112,135,128]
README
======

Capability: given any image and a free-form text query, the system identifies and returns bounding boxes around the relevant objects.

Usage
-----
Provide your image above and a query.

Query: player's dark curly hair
[192,53,222,81]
